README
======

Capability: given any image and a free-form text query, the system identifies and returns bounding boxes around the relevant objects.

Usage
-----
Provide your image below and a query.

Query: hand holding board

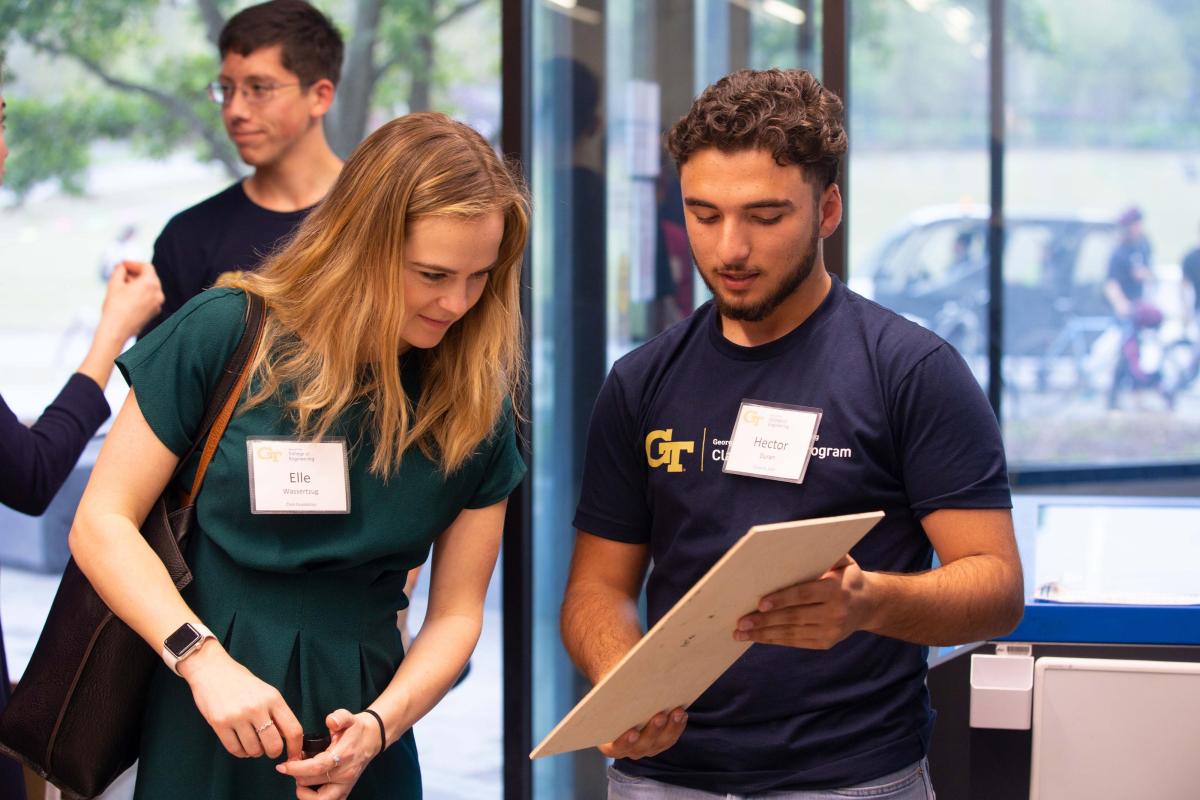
[530,510,884,759]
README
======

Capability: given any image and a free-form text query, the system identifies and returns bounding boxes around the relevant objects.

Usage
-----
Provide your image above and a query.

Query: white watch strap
[161,623,215,677]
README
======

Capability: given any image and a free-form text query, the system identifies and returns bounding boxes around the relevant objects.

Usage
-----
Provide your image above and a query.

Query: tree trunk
[328,0,385,157]
[408,0,484,113]
[194,0,225,49]
[408,4,436,113]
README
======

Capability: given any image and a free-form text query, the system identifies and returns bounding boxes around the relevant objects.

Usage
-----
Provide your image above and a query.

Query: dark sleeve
[892,344,1012,518]
[572,368,651,543]
[0,374,110,516]
[464,400,528,509]
[142,220,191,337]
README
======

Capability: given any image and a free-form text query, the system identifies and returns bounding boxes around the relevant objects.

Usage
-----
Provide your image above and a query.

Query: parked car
[856,205,1120,358]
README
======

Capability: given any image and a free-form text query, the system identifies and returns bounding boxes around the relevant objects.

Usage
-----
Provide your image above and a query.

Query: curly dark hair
[667,69,847,188]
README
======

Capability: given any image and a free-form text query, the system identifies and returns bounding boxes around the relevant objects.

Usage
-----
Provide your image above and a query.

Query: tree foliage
[849,0,1199,150]
[3,96,138,197]
[0,0,496,201]
[4,0,1198,201]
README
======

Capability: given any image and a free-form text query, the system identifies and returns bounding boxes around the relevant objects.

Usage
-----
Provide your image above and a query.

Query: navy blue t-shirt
[1106,238,1152,301]
[142,181,313,336]
[574,276,1011,794]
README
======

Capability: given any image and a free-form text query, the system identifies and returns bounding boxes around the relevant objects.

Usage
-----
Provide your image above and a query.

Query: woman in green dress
[69,112,528,799]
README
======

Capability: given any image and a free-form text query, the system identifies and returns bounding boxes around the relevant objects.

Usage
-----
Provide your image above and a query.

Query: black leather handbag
[0,293,265,799]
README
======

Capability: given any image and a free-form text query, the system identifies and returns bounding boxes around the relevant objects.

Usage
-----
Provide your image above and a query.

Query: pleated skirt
[134,534,422,799]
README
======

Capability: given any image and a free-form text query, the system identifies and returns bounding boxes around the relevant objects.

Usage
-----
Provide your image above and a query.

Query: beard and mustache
[695,218,820,323]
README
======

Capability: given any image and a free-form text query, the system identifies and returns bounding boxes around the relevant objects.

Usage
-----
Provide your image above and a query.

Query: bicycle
[1160,331,1200,409]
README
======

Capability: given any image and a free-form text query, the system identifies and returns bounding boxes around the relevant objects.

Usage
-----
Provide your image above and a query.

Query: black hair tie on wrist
[363,708,388,756]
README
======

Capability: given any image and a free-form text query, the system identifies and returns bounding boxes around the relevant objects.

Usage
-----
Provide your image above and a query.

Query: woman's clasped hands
[177,640,381,797]
[276,710,385,799]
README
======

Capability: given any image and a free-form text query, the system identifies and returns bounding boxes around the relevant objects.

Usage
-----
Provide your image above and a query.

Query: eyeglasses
[207,80,301,107]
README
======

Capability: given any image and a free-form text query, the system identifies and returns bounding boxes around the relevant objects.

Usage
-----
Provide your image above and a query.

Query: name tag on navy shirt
[723,400,822,484]
[246,437,351,514]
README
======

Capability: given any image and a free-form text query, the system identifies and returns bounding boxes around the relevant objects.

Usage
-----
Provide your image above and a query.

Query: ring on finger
[331,753,342,769]
[255,720,275,735]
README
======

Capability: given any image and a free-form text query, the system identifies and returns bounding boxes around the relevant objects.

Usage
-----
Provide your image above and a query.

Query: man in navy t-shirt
[139,0,344,335]
[562,69,1023,798]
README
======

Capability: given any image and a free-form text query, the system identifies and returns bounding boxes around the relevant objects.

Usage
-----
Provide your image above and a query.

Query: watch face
[165,624,202,658]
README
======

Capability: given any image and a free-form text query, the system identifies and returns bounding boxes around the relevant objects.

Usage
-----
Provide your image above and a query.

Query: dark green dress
[116,288,525,799]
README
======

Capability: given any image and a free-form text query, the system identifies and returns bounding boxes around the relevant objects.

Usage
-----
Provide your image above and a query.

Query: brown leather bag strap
[183,293,267,506]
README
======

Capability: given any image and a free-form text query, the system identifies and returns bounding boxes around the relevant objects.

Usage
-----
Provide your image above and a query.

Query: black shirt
[142,181,313,336]
[1106,238,1152,301]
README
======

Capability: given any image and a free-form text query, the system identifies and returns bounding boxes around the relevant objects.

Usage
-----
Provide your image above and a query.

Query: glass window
[1010,495,1200,605]
[527,1,819,796]
[1032,502,1200,603]
[847,0,991,378]
[1004,0,1200,467]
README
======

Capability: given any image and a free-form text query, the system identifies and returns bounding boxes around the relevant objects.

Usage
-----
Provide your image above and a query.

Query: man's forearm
[863,553,1023,646]
[561,582,644,685]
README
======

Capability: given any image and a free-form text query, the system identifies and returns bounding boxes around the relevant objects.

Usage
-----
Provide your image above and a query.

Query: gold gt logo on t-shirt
[645,429,695,472]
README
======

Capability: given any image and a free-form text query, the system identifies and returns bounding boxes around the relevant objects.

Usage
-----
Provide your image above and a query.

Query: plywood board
[530,510,883,759]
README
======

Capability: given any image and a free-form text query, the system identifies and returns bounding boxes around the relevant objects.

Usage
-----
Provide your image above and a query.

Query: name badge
[246,437,351,514]
[722,400,822,484]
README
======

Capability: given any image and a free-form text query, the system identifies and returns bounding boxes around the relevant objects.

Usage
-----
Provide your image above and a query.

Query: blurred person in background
[98,224,140,282]
[1172,223,1200,392]
[138,0,344,336]
[1104,206,1164,408]
[0,87,164,800]
[1182,221,1200,323]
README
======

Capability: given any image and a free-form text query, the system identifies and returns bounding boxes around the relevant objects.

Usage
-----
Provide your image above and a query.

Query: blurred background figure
[946,229,979,284]
[98,225,140,282]
[1182,221,1200,326]
[1104,206,1164,409]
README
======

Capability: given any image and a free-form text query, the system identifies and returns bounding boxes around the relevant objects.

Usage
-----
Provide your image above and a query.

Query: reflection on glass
[847,0,990,382]
[528,1,818,797]
[1032,504,1200,604]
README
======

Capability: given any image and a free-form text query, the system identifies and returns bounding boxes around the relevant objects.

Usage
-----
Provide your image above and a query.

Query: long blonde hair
[219,112,529,477]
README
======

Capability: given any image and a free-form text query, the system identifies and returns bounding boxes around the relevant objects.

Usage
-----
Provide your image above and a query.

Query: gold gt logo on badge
[645,429,695,472]
[256,446,283,463]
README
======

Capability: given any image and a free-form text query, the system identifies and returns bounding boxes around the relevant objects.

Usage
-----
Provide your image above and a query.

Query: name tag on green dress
[246,437,351,514]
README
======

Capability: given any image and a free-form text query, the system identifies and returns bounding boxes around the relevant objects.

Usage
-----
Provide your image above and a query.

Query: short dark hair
[220,0,344,87]
[667,68,847,189]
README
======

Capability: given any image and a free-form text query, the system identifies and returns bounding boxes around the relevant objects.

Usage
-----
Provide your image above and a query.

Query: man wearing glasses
[140,0,343,335]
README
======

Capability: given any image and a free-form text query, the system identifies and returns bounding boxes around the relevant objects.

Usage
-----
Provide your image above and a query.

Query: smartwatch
[161,622,215,676]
